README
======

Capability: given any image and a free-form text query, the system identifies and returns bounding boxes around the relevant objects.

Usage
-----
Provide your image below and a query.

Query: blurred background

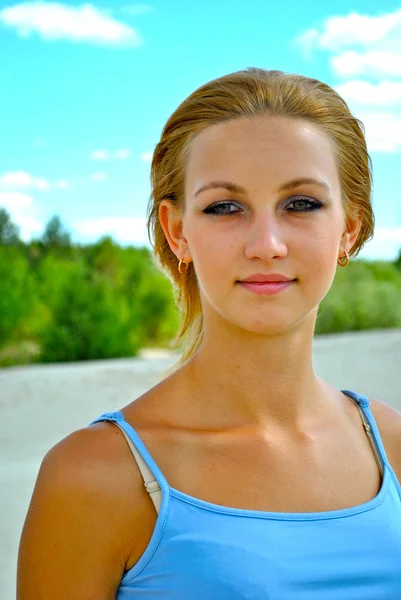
[1,0,401,597]
[1,0,401,368]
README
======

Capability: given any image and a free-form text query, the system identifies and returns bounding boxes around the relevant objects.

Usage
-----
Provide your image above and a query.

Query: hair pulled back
[146,68,374,368]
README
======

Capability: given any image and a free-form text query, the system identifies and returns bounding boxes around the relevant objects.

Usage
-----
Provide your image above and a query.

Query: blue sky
[1,1,401,260]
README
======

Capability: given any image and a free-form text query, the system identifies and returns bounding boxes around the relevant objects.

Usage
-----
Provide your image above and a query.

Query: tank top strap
[88,410,170,513]
[341,389,391,479]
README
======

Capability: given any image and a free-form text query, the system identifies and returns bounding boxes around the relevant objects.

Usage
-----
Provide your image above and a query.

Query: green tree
[316,260,401,334]
[0,209,20,245]
[0,246,36,347]
[40,266,141,362]
[132,266,179,345]
[41,215,71,247]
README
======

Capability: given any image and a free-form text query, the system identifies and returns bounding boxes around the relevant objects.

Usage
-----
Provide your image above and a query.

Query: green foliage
[41,215,71,247]
[316,260,401,334]
[0,208,400,366]
[0,208,20,245]
[0,246,37,346]
[0,211,181,365]
[40,268,139,362]
[131,265,180,345]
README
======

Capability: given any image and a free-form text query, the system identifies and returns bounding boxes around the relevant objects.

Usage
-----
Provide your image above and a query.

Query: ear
[159,199,192,262]
[341,211,362,254]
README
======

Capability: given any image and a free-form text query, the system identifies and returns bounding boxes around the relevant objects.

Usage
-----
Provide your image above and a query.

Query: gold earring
[178,258,189,273]
[337,249,350,267]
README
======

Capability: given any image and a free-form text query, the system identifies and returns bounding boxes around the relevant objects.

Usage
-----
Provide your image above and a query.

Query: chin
[234,316,295,336]
[227,305,316,336]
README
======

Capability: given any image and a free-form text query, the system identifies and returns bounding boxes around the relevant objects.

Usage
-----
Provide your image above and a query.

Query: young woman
[17,68,401,599]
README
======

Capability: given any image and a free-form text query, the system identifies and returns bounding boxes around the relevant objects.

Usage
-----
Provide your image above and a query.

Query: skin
[17,115,401,600]
[160,115,361,431]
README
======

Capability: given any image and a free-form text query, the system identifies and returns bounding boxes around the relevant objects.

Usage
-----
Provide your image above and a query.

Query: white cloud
[140,151,152,163]
[73,216,149,245]
[0,170,51,190]
[373,227,401,243]
[296,28,320,59]
[0,192,43,240]
[90,171,107,182]
[296,8,401,154]
[0,170,73,192]
[298,8,401,53]
[359,227,401,260]
[89,149,110,160]
[0,191,33,208]
[332,51,401,78]
[297,8,401,79]
[0,2,142,47]
[335,80,401,106]
[357,112,401,152]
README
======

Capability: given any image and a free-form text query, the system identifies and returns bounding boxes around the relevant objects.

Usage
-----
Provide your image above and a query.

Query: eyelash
[203,197,323,215]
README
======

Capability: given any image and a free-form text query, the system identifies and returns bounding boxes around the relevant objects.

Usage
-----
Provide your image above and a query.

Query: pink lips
[237,273,296,296]
[239,273,295,283]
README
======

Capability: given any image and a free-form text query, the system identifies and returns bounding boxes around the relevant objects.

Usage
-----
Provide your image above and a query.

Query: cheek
[303,211,343,250]
[301,228,341,288]
[186,220,236,263]
[185,223,240,296]
[290,219,342,286]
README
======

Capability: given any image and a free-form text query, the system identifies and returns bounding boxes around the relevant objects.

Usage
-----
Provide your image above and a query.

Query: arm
[16,424,141,600]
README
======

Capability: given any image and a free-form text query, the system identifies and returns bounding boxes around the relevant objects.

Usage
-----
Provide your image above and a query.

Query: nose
[244,212,288,261]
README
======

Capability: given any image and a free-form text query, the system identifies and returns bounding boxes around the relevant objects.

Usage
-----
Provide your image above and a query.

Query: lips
[239,273,296,283]
[237,279,295,296]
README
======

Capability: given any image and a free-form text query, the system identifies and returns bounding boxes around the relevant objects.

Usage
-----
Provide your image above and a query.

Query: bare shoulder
[369,397,401,435]
[17,420,155,599]
[369,397,401,482]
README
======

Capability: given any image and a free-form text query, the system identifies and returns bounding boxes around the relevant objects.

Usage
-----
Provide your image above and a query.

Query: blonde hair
[146,68,374,370]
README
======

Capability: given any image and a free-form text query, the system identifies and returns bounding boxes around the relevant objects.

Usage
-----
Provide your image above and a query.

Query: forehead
[185,116,341,196]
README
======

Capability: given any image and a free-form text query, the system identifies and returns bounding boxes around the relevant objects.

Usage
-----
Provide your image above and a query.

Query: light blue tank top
[89,390,401,598]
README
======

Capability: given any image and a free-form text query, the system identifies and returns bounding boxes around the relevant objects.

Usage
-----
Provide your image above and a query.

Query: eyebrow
[193,177,330,198]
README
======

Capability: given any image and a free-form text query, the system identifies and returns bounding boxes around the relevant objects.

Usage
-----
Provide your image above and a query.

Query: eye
[203,197,324,216]
[285,197,323,212]
[203,201,242,215]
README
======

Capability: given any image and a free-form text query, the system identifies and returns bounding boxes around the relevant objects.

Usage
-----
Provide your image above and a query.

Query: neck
[181,314,341,432]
